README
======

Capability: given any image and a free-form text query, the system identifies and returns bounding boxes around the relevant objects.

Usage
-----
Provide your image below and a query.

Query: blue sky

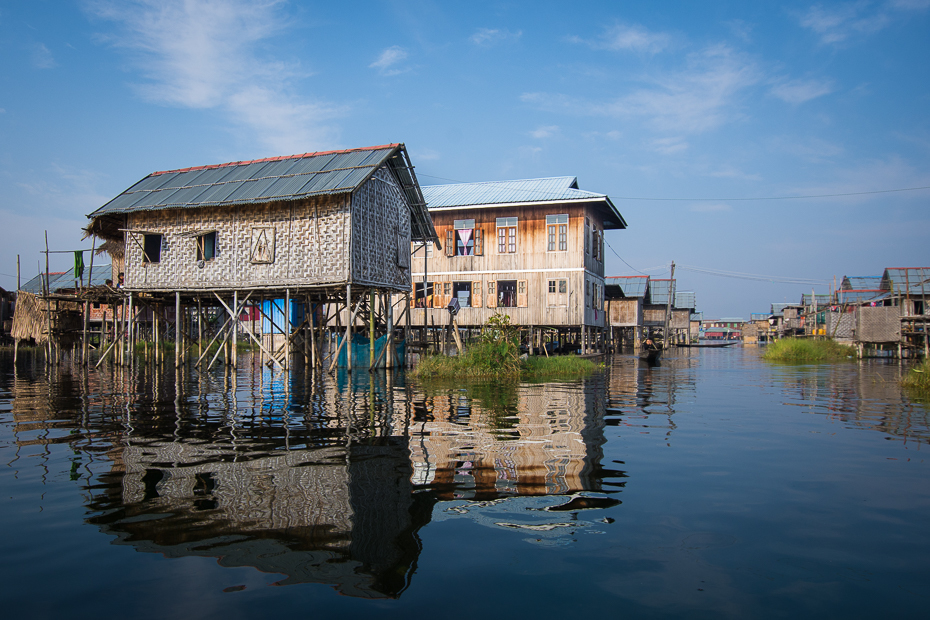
[1,0,928,317]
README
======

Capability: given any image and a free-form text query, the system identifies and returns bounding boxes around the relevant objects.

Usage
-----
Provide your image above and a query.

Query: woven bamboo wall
[857,306,901,343]
[123,194,351,292]
[350,167,411,289]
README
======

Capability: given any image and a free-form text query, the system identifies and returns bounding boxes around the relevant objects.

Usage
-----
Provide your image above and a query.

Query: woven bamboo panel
[857,306,901,343]
[350,168,411,289]
[123,195,351,291]
[827,311,855,339]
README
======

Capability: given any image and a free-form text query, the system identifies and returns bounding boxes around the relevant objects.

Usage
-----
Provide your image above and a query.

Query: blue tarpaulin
[336,333,406,368]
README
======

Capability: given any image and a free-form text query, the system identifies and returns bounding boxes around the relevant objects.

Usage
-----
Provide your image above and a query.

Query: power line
[678,264,830,286]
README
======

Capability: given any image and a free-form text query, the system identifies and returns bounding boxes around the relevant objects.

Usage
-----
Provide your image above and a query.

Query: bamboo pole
[175,292,181,368]
[346,283,352,373]
[232,290,238,368]
[285,289,291,370]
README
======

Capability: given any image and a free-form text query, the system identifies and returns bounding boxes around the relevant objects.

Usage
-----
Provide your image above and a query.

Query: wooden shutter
[410,282,416,308]
[517,280,528,308]
[472,281,482,307]
[443,282,452,307]
[487,281,497,308]
[445,229,454,256]
[474,227,484,256]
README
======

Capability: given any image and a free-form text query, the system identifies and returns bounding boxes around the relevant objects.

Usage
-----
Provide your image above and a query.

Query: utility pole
[663,261,675,347]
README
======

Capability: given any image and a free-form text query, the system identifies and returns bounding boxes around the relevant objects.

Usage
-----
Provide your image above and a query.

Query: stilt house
[405,177,626,350]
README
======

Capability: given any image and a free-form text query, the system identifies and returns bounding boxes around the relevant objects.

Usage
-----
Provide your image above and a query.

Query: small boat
[639,339,662,364]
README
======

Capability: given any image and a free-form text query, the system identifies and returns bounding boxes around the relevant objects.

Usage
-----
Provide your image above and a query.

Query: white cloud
[888,0,930,10]
[571,22,671,54]
[798,3,890,44]
[529,125,559,139]
[32,43,56,69]
[770,77,835,104]
[370,46,409,75]
[524,45,760,134]
[651,137,689,154]
[84,0,342,153]
[470,28,522,46]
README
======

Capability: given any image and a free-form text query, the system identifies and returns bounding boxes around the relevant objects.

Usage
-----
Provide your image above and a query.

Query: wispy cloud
[32,43,56,69]
[470,28,522,47]
[84,0,342,153]
[651,137,689,154]
[529,125,559,139]
[570,22,671,54]
[770,77,835,103]
[797,2,892,44]
[370,46,409,76]
[523,45,759,134]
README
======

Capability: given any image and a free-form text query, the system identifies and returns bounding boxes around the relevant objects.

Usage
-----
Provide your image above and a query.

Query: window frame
[196,231,217,262]
[142,233,163,264]
[546,214,569,252]
[496,217,517,254]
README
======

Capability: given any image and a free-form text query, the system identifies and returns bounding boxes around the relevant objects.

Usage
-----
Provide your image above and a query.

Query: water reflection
[2,352,619,598]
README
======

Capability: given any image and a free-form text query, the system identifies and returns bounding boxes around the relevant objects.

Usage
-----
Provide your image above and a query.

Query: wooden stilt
[232,291,238,369]
[346,283,352,373]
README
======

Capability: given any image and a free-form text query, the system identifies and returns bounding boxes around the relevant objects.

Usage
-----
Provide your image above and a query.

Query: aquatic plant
[762,338,857,362]
[414,313,600,379]
[902,359,930,392]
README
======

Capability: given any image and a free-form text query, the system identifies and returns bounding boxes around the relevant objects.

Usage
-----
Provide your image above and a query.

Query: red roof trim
[151,144,401,177]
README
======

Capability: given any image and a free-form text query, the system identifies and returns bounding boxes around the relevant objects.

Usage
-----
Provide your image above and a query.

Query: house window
[592,228,601,261]
[585,217,590,255]
[453,281,472,308]
[546,214,568,251]
[455,219,476,256]
[414,282,434,308]
[496,217,517,253]
[197,231,216,262]
[498,280,517,308]
[143,233,162,263]
[413,241,433,258]
[548,279,568,307]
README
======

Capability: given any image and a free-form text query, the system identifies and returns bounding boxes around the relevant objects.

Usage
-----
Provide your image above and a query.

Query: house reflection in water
[7,359,616,598]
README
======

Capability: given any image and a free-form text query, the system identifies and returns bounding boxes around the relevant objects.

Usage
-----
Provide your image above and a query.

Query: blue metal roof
[801,293,832,306]
[20,267,113,294]
[422,177,627,229]
[841,276,882,290]
[605,275,648,298]
[837,290,889,304]
[882,268,930,295]
[649,279,676,306]
[675,291,696,309]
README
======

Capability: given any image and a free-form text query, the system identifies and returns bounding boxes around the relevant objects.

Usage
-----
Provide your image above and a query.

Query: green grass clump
[414,312,600,379]
[902,359,930,392]
[763,338,857,362]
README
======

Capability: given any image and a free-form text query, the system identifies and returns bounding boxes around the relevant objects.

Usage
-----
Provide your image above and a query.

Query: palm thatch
[12,291,48,344]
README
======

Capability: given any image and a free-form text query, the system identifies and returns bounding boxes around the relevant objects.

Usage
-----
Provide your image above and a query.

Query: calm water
[1,347,928,619]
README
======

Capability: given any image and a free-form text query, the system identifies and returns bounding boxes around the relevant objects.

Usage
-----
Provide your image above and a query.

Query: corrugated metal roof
[88,144,439,244]
[20,267,113,294]
[801,293,832,306]
[675,291,696,309]
[837,290,889,304]
[90,145,399,216]
[422,177,628,229]
[649,279,676,306]
[605,275,649,298]
[842,276,882,290]
[883,267,930,295]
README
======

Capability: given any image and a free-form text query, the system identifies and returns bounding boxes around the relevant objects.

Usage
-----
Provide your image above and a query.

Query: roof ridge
[423,176,577,188]
[151,144,400,177]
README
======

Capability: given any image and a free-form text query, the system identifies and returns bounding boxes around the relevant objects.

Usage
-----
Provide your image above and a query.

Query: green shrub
[763,338,857,362]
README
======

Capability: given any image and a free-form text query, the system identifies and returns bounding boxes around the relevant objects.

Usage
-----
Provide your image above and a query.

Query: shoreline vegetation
[413,313,601,379]
[762,338,857,362]
[902,359,930,392]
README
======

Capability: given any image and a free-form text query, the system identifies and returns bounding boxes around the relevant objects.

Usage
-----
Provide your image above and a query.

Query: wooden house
[86,144,438,369]
[404,177,626,350]
[87,144,436,298]
[605,275,648,346]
